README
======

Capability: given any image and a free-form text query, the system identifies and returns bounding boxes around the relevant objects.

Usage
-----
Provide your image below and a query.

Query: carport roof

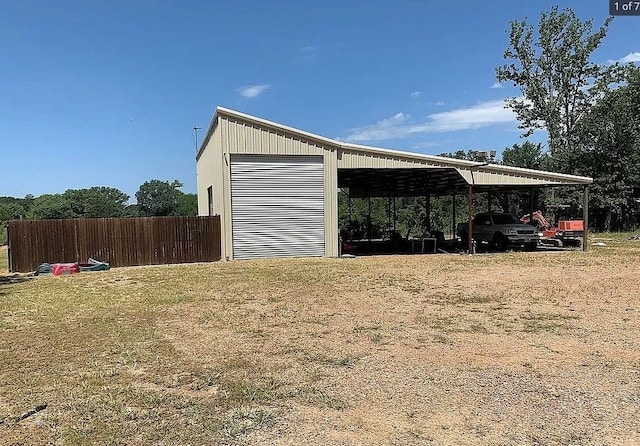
[201,107,593,197]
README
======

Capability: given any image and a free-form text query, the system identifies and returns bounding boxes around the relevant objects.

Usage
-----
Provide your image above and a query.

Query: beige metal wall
[197,120,229,258]
[210,116,340,259]
[338,150,443,169]
[457,169,570,187]
[221,117,328,156]
[196,126,216,215]
[339,148,578,187]
[324,149,339,257]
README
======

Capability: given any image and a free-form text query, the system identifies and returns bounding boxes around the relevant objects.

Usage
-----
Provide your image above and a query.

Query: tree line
[0,180,197,243]
[341,7,640,237]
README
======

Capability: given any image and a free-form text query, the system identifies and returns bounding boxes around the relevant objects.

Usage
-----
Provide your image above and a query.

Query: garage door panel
[231,155,325,259]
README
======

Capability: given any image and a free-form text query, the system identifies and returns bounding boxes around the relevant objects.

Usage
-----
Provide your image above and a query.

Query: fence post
[6,222,11,272]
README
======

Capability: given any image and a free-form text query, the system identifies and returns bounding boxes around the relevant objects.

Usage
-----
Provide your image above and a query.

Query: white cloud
[410,91,422,98]
[490,82,504,89]
[607,52,640,65]
[411,141,441,150]
[342,100,516,142]
[433,101,445,106]
[238,84,271,98]
[619,52,640,64]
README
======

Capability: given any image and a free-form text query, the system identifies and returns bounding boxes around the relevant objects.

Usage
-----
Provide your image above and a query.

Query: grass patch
[295,386,349,410]
[353,323,384,344]
[1,236,638,444]
[454,294,497,304]
[220,406,276,441]
[0,245,8,274]
[519,312,579,333]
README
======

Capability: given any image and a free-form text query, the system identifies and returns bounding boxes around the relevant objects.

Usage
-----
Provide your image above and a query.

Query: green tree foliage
[28,194,77,219]
[0,196,32,244]
[338,191,468,242]
[177,193,198,216]
[499,141,548,217]
[63,187,129,218]
[0,200,26,245]
[496,7,619,162]
[0,201,25,222]
[439,149,481,161]
[26,187,129,220]
[123,204,141,218]
[135,179,192,217]
[573,67,640,230]
[501,141,545,170]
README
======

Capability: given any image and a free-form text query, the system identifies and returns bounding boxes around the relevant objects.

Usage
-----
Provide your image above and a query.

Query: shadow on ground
[0,274,32,296]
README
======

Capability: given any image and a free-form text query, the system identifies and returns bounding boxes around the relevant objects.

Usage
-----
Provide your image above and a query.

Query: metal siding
[231,155,325,259]
[225,118,324,156]
[324,150,339,257]
[220,118,234,260]
[212,108,591,185]
[338,151,441,169]
[457,170,566,186]
[196,134,216,216]
[338,150,573,187]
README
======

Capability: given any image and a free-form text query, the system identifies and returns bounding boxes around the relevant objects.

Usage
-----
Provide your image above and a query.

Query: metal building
[196,107,592,260]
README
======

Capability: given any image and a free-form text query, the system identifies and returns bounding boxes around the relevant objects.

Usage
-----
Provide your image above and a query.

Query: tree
[501,141,545,170]
[123,204,141,218]
[439,149,481,161]
[496,7,619,165]
[573,67,640,230]
[497,142,547,217]
[62,187,129,218]
[0,201,25,222]
[28,194,78,219]
[177,193,198,216]
[135,180,181,216]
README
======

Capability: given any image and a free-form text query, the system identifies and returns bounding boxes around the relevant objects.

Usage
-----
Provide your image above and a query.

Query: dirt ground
[165,253,640,445]
[1,237,639,445]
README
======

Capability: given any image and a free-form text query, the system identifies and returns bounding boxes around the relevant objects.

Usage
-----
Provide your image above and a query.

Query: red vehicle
[520,211,584,247]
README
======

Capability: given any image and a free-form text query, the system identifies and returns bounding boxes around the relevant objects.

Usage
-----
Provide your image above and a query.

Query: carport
[337,163,591,254]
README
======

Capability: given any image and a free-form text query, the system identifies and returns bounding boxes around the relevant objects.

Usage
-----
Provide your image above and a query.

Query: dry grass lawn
[1,237,639,445]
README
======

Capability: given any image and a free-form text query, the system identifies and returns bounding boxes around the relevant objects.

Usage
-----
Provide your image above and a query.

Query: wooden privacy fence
[7,216,221,272]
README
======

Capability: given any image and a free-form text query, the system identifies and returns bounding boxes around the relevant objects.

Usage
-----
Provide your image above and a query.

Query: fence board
[7,216,221,272]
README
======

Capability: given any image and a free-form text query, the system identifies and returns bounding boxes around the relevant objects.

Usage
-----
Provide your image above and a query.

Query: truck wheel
[492,234,507,252]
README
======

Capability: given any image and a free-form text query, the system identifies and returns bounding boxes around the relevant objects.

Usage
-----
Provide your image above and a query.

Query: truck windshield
[492,214,518,224]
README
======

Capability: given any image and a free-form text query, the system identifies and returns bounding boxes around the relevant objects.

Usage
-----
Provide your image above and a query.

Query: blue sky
[1,0,638,200]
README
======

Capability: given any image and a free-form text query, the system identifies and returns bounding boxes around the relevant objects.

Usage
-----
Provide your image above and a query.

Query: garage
[196,107,592,260]
[230,155,325,259]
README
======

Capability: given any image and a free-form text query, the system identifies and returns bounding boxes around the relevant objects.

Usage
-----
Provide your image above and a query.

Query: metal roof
[197,107,592,197]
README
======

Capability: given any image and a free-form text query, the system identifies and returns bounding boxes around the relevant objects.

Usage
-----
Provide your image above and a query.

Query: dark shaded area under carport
[337,167,589,255]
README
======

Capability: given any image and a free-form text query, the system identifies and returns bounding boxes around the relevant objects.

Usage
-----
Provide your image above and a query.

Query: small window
[207,186,213,216]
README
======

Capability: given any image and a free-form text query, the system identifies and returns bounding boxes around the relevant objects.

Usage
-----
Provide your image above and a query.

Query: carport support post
[387,196,391,233]
[425,194,431,235]
[529,188,535,223]
[467,185,473,254]
[452,193,456,240]
[393,193,397,233]
[367,195,372,242]
[583,186,589,251]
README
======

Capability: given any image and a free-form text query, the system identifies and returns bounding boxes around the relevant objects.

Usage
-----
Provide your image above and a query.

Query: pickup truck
[457,213,539,251]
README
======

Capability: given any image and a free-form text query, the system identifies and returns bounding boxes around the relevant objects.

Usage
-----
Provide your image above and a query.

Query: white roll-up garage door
[231,155,325,259]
